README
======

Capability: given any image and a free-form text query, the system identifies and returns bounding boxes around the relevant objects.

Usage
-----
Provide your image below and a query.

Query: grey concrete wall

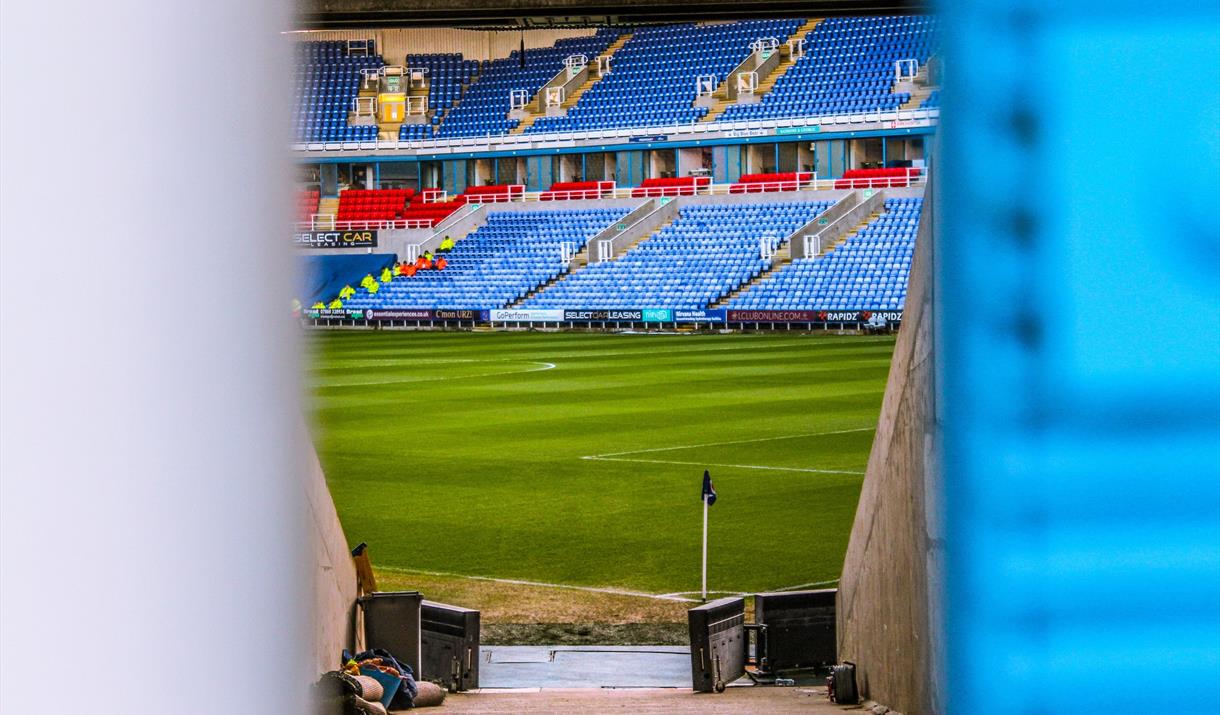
[304,424,360,679]
[836,177,943,715]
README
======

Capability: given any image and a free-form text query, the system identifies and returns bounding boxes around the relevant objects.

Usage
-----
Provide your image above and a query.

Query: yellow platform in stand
[378,93,406,123]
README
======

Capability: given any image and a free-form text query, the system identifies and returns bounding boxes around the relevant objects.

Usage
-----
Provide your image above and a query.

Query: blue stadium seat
[520,201,833,309]
[726,197,922,310]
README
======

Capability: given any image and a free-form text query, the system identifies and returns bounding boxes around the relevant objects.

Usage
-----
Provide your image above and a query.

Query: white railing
[296,173,924,234]
[406,96,428,115]
[545,86,565,108]
[736,72,758,96]
[351,96,377,117]
[509,89,529,110]
[596,54,612,76]
[787,37,805,59]
[750,37,780,55]
[407,67,428,90]
[346,39,373,57]
[895,59,919,82]
[564,54,587,77]
[291,107,939,154]
[359,68,381,92]
[428,202,482,238]
[295,218,438,231]
[695,74,717,98]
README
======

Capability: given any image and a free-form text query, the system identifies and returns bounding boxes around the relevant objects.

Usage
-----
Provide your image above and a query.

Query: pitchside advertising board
[726,310,904,323]
[674,309,727,323]
[305,307,903,324]
[294,230,377,249]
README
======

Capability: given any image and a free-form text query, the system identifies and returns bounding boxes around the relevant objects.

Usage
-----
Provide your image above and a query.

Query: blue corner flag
[701,469,717,506]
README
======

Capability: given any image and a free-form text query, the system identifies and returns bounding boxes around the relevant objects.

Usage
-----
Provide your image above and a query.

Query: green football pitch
[307,331,894,597]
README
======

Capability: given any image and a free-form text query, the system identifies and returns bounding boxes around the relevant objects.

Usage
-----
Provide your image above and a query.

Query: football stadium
[293,7,938,707]
[1,0,1217,713]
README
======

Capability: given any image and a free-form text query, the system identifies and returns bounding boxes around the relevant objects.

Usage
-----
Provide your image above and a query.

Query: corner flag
[701,469,715,601]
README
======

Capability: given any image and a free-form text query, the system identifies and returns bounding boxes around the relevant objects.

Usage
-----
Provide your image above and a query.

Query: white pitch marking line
[313,361,556,388]
[583,456,865,475]
[581,426,872,474]
[766,578,841,592]
[376,565,700,602]
[589,427,874,458]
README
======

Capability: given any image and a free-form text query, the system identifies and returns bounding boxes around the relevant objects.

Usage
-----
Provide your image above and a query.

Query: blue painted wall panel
[939,0,1220,710]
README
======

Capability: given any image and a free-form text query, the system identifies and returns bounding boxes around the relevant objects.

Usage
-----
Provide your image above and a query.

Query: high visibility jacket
[366,282,379,294]
[435,257,447,270]
[405,264,417,277]
[439,238,454,251]
[339,285,355,299]
[360,274,376,290]
[311,301,325,310]
[380,268,393,283]
[415,256,428,269]
[328,298,343,309]
[424,252,434,262]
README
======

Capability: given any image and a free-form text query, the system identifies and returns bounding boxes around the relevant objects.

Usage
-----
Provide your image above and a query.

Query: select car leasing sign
[294,230,377,249]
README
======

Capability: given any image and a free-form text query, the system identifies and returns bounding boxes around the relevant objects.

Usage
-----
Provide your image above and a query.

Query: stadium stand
[728,172,815,194]
[726,197,921,310]
[540,181,615,200]
[630,177,711,197]
[460,184,525,203]
[717,15,937,123]
[341,208,629,308]
[334,188,414,229]
[520,201,833,310]
[292,17,936,142]
[436,30,621,138]
[292,41,383,143]
[398,54,481,142]
[525,19,802,134]
[399,189,462,227]
[298,189,320,224]
[834,168,921,189]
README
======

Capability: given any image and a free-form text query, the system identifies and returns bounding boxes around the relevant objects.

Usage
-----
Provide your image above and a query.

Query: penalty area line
[375,565,700,603]
[582,456,865,475]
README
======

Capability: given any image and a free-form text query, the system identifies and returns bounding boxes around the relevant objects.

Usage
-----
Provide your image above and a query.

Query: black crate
[753,588,836,670]
[687,597,747,692]
[420,600,480,691]
[359,591,422,679]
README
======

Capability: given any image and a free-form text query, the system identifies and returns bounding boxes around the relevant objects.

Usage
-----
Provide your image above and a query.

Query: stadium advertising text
[641,309,673,322]
[489,309,564,322]
[294,230,378,249]
[433,309,481,320]
[725,310,905,323]
[674,309,727,323]
[563,310,643,321]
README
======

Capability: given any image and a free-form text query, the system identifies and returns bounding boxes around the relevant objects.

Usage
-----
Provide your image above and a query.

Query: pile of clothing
[313,648,444,713]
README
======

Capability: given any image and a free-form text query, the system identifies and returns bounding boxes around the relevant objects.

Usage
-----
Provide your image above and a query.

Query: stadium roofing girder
[296,0,925,30]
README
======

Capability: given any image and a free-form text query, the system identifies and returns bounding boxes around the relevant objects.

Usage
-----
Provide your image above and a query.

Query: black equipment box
[420,600,480,691]
[753,588,837,670]
[359,591,422,679]
[687,597,747,692]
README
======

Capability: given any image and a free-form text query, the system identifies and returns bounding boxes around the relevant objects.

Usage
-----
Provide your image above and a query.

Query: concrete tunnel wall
[305,423,361,679]
[836,175,943,714]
